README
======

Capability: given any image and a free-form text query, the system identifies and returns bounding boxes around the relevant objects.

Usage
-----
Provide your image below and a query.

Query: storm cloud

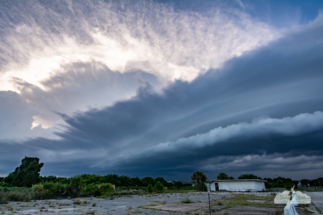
[0,0,322,180]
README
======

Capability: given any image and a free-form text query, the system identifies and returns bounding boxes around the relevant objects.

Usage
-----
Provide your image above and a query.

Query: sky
[0,0,322,181]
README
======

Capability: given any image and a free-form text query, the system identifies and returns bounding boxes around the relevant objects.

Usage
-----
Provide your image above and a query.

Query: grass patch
[215,194,284,209]
[144,204,157,206]
[153,200,166,205]
[181,197,193,204]
[130,209,143,213]
[73,199,82,205]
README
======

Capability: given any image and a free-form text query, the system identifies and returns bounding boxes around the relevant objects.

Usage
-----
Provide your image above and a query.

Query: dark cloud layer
[57,18,323,149]
[0,14,322,179]
[112,112,323,172]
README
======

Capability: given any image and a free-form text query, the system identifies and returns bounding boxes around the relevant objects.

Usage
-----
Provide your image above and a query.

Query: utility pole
[208,182,211,215]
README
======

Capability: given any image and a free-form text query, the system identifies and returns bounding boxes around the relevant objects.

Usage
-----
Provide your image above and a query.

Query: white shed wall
[210,182,215,191]
[210,181,265,191]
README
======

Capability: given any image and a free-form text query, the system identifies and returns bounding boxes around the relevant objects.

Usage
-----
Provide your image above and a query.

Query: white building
[208,179,266,192]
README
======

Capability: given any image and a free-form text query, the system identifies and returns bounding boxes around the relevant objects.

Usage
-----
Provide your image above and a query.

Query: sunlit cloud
[0,1,281,94]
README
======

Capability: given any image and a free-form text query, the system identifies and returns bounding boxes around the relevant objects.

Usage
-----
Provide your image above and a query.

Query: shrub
[154,181,164,192]
[0,181,8,187]
[98,183,114,195]
[174,181,184,188]
[82,183,99,196]
[51,183,63,196]
[181,197,193,203]
[32,184,44,192]
[73,199,82,204]
[147,184,154,193]
[0,189,33,202]
[69,176,83,196]
[199,182,207,191]
[141,177,155,186]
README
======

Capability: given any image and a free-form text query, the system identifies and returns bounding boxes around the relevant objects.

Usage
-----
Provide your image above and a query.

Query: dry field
[0,192,320,215]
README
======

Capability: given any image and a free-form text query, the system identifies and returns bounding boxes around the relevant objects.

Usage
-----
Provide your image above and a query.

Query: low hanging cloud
[109,111,323,168]
[139,111,323,154]
[200,154,323,179]
[201,154,323,173]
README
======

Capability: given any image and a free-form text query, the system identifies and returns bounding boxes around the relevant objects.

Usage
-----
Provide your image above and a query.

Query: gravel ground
[0,192,278,215]
[305,192,323,214]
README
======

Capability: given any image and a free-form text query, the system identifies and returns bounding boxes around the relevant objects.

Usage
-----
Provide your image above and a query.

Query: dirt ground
[0,192,321,215]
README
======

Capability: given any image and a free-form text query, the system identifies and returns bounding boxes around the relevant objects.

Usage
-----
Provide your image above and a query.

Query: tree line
[0,157,321,190]
[0,157,188,189]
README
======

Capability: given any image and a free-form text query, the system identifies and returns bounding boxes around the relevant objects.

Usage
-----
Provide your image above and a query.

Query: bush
[174,181,184,188]
[199,182,207,191]
[98,183,114,195]
[30,180,114,199]
[154,181,164,192]
[82,183,99,196]
[141,177,155,186]
[69,176,83,196]
[181,197,193,203]
[0,181,9,187]
[32,184,44,192]
[0,189,33,202]
[147,184,154,193]
[73,199,82,204]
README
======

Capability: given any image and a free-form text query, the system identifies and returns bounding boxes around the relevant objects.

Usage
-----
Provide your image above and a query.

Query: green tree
[238,174,261,179]
[155,177,167,186]
[6,157,44,187]
[191,171,207,191]
[217,173,234,180]
[174,181,184,188]
[131,177,142,186]
[141,177,155,186]
[3,172,15,185]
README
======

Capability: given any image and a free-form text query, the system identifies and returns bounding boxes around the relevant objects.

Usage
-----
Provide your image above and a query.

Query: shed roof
[208,179,266,183]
